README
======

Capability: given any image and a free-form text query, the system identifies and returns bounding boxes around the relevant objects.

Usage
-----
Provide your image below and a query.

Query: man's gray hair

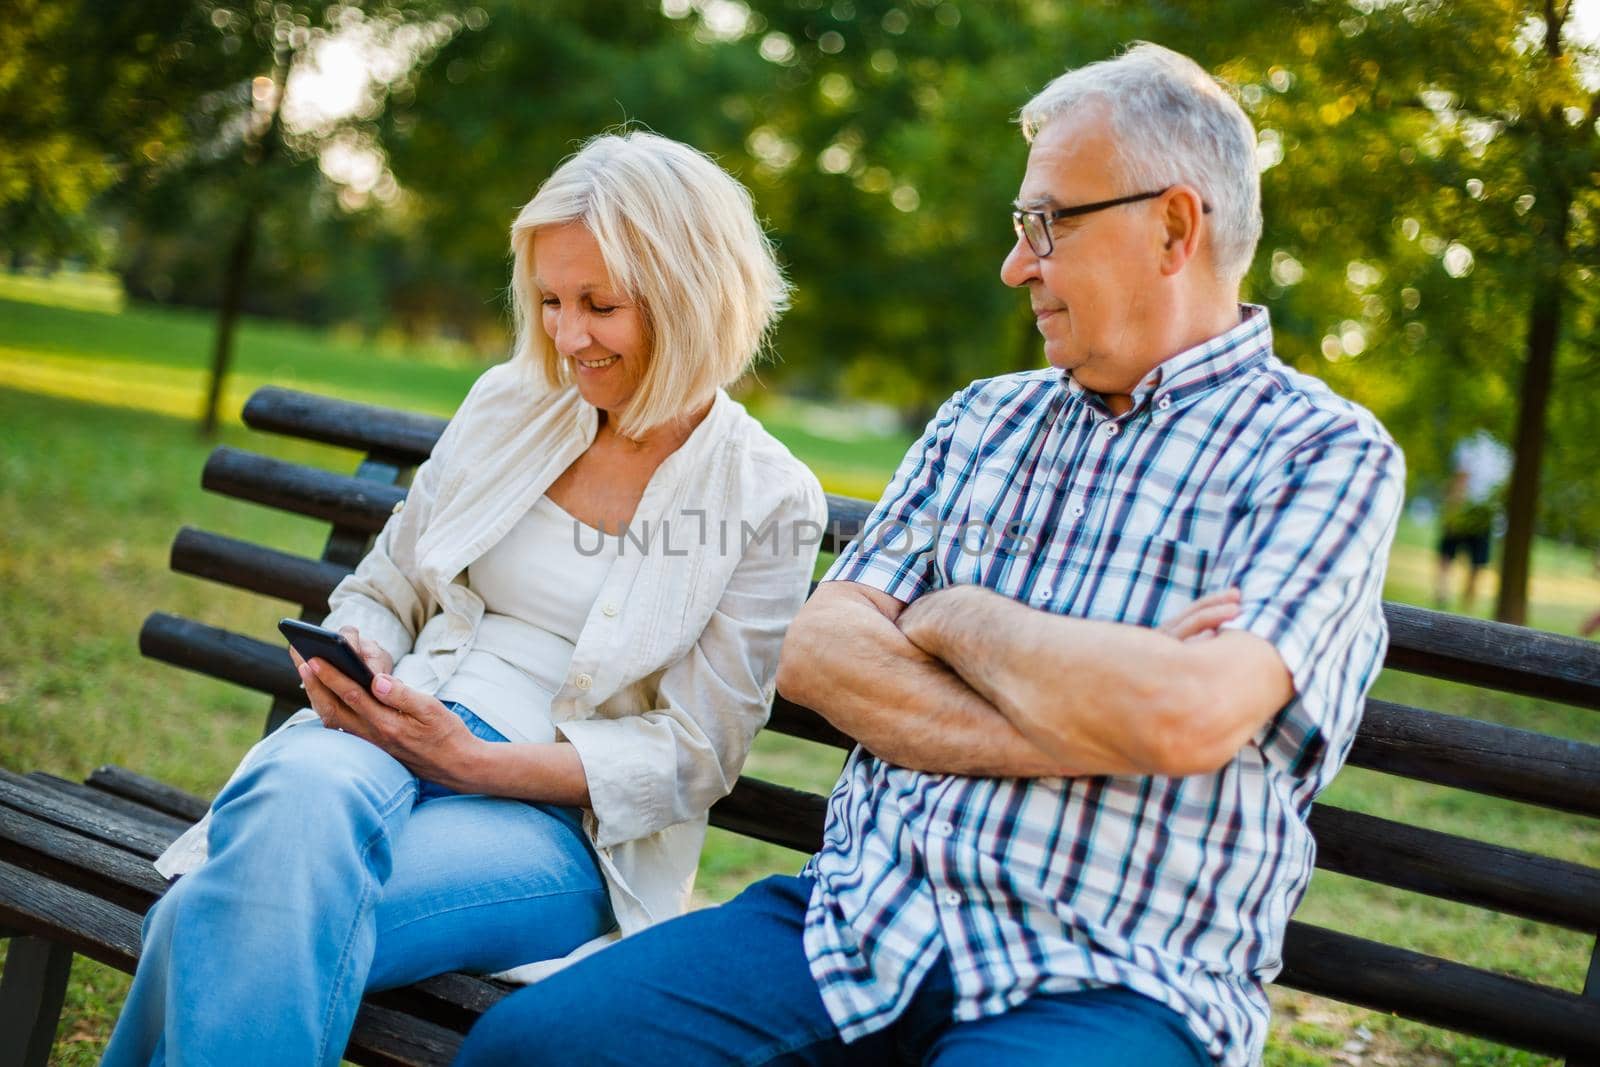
[1019,43,1262,285]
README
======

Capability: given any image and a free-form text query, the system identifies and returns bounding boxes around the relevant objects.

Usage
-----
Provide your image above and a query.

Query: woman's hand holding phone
[282,620,393,730]
[337,626,395,679]
[286,623,479,789]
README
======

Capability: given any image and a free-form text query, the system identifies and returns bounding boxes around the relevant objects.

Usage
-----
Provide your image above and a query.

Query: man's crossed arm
[775,581,1292,779]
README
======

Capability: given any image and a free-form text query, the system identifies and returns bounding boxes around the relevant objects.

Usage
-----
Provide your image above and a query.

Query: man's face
[1000,111,1166,396]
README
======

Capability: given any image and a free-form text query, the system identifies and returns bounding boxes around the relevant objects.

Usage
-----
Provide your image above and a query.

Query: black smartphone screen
[278,619,377,690]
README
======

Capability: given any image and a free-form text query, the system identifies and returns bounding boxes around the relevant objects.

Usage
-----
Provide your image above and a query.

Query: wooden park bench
[2,386,1598,1065]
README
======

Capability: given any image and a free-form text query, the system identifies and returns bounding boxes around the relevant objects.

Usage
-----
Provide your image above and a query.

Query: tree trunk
[1495,272,1563,625]
[198,47,292,436]
[199,207,260,437]
[1494,91,1571,626]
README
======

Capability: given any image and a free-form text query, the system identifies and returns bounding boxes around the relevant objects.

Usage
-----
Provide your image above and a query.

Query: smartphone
[278,618,376,690]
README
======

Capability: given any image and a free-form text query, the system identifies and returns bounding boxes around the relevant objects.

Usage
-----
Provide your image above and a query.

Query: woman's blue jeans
[101,704,614,1067]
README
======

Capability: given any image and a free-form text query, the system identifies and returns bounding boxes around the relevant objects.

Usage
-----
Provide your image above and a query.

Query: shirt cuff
[823,548,930,604]
[555,717,664,848]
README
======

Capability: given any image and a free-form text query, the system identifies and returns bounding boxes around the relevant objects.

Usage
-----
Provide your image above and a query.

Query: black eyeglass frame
[1011,187,1213,258]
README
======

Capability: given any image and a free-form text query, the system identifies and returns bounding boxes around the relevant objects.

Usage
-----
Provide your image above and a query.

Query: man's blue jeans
[102,704,614,1067]
[454,874,1211,1066]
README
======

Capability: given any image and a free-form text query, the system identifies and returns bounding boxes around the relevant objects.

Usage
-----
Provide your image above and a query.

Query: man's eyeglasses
[1011,187,1213,258]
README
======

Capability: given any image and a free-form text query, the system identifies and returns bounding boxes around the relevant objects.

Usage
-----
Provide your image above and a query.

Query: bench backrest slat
[243,385,446,463]
[1305,805,1600,932]
[172,527,349,614]
[1347,700,1600,817]
[140,613,299,702]
[1385,603,1600,710]
[1278,921,1599,1060]
[203,447,403,533]
[767,699,854,751]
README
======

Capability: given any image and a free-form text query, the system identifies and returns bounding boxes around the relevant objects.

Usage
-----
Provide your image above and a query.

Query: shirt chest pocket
[1072,535,1211,628]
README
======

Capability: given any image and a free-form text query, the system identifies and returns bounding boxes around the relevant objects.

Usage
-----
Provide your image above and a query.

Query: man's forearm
[777,584,1077,777]
[899,585,1290,776]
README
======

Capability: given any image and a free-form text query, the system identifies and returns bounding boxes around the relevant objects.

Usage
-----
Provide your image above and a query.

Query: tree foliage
[1197,0,1600,618]
[0,0,235,263]
[7,0,1600,608]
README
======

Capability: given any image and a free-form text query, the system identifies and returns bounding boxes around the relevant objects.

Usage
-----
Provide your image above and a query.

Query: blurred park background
[2,0,1599,1062]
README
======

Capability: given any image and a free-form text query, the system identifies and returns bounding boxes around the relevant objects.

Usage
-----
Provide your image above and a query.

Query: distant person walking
[1435,430,1511,612]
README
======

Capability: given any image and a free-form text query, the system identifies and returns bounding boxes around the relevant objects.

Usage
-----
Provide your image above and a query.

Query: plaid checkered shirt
[802,305,1405,1065]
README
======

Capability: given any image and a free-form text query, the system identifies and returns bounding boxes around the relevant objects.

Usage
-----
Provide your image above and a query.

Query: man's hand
[1159,588,1242,642]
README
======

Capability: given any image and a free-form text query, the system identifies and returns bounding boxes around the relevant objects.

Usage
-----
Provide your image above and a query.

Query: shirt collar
[1062,303,1273,416]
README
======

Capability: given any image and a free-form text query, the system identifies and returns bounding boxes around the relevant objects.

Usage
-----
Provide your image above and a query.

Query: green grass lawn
[1,273,1596,1065]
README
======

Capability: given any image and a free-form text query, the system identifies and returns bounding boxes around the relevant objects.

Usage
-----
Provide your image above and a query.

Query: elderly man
[455,43,1404,1066]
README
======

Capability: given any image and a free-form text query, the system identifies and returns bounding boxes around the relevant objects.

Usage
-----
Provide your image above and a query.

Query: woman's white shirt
[433,496,622,745]
[152,359,827,981]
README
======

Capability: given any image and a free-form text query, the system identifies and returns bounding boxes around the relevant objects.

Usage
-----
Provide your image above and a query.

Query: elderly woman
[102,131,826,1065]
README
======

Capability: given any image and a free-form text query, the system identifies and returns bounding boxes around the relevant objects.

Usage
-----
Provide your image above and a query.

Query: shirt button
[574,674,593,690]
[942,890,962,907]
[936,821,955,836]
[1070,503,1085,518]
[1038,586,1053,600]
[391,499,405,515]
[1105,423,1120,437]
[602,603,619,618]
[1157,395,1173,411]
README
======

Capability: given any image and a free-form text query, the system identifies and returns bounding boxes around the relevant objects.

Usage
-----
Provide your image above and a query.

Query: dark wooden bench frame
[2,385,1598,1066]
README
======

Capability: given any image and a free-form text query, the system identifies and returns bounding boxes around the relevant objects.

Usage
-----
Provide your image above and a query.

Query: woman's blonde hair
[508,131,790,437]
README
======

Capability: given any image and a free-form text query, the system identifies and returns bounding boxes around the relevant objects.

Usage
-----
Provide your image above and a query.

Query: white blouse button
[936,821,955,837]
[1070,503,1085,518]
[942,890,962,907]
[1105,423,1120,437]
[1157,395,1173,411]
[602,603,619,618]
[575,673,593,690]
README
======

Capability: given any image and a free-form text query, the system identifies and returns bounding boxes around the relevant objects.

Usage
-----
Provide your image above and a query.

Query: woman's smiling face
[533,221,651,419]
